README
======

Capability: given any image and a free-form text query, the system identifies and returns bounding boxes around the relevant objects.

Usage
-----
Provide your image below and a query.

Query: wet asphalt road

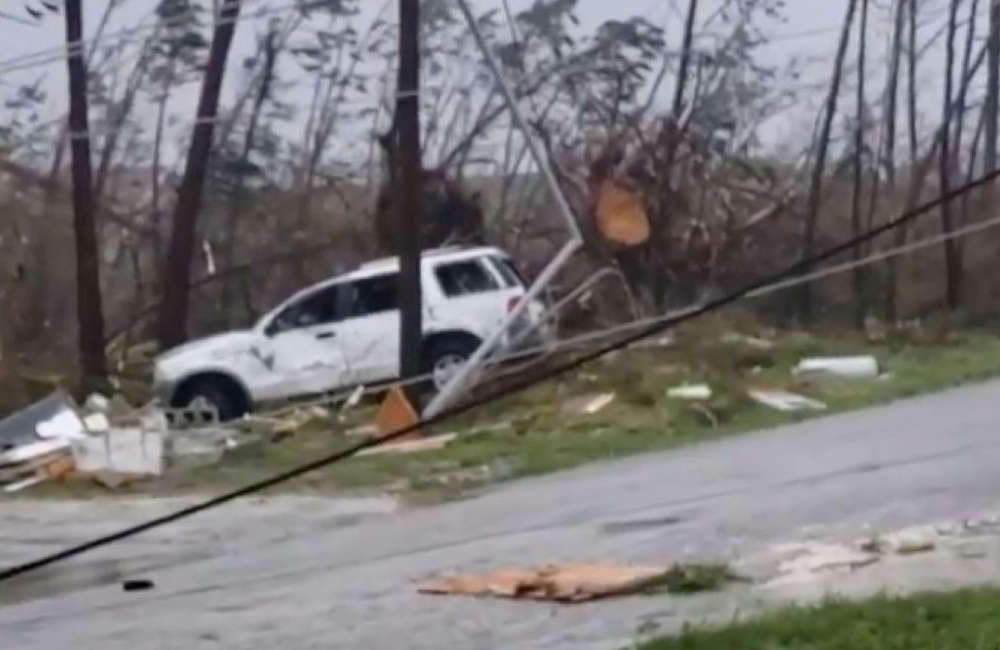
[3,380,1000,649]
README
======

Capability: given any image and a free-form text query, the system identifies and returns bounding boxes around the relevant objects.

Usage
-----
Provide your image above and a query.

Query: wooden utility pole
[397,0,422,393]
[158,0,241,349]
[64,0,108,391]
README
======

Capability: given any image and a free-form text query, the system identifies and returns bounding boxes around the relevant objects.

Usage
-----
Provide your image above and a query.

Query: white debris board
[72,428,164,476]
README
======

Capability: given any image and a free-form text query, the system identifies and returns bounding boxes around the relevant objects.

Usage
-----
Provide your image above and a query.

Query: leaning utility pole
[397,0,422,396]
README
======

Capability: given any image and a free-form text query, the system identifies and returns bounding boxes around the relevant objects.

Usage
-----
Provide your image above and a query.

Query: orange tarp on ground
[418,563,667,603]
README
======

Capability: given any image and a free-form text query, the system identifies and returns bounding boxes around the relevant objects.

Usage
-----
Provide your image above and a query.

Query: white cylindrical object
[794,356,879,379]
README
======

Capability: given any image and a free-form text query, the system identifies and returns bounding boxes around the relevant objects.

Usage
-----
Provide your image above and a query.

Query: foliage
[1,0,998,370]
[638,589,1000,650]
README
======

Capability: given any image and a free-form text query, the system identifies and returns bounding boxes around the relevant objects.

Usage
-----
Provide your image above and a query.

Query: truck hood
[156,330,258,368]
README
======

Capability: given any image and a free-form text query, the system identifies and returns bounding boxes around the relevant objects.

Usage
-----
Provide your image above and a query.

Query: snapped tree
[158,0,242,349]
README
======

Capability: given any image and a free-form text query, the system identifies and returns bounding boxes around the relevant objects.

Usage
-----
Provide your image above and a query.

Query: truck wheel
[423,335,480,392]
[173,376,247,422]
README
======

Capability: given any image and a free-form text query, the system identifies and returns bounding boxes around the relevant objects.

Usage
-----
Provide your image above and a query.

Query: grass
[636,588,1000,650]
[643,564,739,595]
[23,320,1000,501]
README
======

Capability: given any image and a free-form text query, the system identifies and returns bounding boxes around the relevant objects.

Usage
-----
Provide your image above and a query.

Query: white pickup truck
[152,246,551,419]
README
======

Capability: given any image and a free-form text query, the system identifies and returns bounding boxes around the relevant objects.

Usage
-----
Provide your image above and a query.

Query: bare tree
[93,35,159,208]
[158,0,242,349]
[63,0,107,390]
[887,0,921,322]
[850,0,869,328]
[884,0,905,192]
[149,0,208,268]
[665,0,699,179]
[987,0,1000,175]
[953,0,979,173]
[797,0,857,324]
[939,0,961,311]
[220,26,279,326]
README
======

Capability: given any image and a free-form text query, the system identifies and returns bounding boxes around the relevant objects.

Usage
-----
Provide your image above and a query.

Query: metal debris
[0,392,84,492]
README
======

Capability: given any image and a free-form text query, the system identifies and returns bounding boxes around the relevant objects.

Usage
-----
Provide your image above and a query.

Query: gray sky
[0,1,961,170]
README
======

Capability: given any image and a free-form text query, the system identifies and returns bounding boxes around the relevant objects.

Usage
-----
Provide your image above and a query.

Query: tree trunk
[397,0,422,394]
[94,37,156,209]
[666,0,698,175]
[157,0,242,349]
[645,0,698,310]
[887,0,921,322]
[885,0,905,190]
[797,0,858,325]
[851,0,869,328]
[151,59,176,270]
[222,28,277,327]
[876,0,905,320]
[64,0,108,390]
[986,0,1000,175]
[953,0,979,174]
[939,0,961,312]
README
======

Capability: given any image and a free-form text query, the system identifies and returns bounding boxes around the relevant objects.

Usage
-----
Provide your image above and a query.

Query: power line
[0,0,300,78]
[3,166,999,585]
[0,9,42,28]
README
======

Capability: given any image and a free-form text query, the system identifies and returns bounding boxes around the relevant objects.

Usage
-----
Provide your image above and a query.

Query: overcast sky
[0,0,962,168]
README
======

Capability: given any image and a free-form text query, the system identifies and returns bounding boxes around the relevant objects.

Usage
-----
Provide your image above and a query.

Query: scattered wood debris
[667,384,712,400]
[560,392,616,416]
[417,563,670,602]
[748,388,827,412]
[794,356,879,380]
[356,433,457,457]
[721,332,775,350]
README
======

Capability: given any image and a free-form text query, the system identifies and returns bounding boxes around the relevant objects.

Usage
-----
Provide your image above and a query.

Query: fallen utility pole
[422,0,584,418]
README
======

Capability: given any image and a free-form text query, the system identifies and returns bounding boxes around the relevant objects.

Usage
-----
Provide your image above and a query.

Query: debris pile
[0,392,88,492]
[0,390,236,492]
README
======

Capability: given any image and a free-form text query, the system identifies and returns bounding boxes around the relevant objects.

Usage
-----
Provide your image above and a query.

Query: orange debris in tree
[594,179,650,246]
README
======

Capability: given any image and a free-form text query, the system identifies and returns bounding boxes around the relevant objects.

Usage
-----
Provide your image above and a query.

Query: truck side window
[435,259,500,297]
[489,256,524,288]
[269,285,339,334]
[346,273,399,317]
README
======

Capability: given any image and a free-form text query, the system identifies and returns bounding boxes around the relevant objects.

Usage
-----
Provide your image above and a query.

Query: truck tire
[422,335,480,393]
